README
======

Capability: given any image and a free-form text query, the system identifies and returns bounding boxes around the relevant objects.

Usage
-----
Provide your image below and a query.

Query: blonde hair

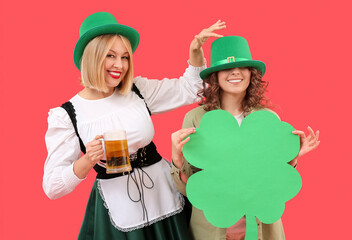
[80,34,134,95]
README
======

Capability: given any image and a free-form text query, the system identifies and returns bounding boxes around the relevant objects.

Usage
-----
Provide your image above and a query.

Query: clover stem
[244,214,258,240]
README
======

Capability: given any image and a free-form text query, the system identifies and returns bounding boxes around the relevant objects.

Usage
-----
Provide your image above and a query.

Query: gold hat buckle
[227,56,235,63]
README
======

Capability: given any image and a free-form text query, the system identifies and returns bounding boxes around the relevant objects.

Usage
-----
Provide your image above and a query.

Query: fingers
[303,126,320,147]
[194,20,226,48]
[172,128,195,142]
[200,32,224,39]
[94,135,103,140]
[85,135,104,164]
[209,20,226,30]
[292,130,306,139]
[179,136,191,149]
[306,126,315,141]
[85,149,104,164]
[308,129,320,147]
[177,128,195,148]
[172,128,195,169]
[293,127,320,141]
[87,135,104,148]
[86,140,102,149]
[198,26,225,39]
[314,130,320,143]
[294,126,320,159]
[88,144,103,153]
[178,128,196,141]
[90,150,104,161]
[172,128,194,155]
[311,140,320,149]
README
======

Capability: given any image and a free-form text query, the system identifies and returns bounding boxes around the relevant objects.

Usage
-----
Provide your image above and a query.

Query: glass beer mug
[103,130,132,174]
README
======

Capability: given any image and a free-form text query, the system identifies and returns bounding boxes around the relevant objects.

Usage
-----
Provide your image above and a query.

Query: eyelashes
[106,54,129,60]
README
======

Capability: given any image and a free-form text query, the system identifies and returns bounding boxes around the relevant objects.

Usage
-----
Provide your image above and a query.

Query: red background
[1,0,351,239]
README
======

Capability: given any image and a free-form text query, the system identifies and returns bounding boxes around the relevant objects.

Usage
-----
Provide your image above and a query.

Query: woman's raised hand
[191,20,226,50]
[189,20,226,67]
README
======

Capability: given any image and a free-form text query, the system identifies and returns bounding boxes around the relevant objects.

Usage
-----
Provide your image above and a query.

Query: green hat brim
[73,24,140,70]
[200,60,266,80]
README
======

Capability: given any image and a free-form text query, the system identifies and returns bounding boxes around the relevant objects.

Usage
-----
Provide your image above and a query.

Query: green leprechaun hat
[200,36,266,79]
[73,12,140,70]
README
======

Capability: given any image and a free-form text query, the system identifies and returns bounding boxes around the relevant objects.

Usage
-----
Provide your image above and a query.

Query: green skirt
[78,180,192,240]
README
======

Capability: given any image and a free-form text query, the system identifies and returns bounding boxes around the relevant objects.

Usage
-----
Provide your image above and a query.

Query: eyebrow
[108,50,129,55]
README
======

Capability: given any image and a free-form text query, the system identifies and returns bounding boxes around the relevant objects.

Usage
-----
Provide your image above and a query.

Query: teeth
[228,80,242,83]
[109,72,121,76]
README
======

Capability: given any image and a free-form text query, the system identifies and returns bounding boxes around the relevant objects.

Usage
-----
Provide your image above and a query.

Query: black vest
[61,84,162,179]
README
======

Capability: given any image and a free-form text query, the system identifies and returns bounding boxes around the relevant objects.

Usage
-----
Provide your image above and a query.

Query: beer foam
[103,130,126,140]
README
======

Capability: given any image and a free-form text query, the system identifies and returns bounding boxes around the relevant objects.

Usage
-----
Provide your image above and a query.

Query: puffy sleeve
[43,107,84,200]
[134,62,206,114]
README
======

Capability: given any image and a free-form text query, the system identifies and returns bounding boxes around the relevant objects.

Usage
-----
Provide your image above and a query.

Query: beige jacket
[170,106,285,240]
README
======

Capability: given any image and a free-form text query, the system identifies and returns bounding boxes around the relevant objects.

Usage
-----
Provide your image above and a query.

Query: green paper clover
[183,110,302,240]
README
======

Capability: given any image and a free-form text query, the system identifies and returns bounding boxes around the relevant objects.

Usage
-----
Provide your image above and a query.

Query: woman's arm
[43,108,104,199]
[43,108,84,199]
[134,21,225,115]
[189,20,225,67]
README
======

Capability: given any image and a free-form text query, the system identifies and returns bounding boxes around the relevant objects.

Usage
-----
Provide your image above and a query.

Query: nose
[113,58,122,69]
[230,68,240,75]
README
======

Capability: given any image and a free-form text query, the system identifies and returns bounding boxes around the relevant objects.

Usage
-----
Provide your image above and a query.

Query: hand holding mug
[85,135,104,166]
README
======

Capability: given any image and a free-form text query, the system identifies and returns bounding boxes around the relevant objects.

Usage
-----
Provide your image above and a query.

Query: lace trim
[97,179,185,232]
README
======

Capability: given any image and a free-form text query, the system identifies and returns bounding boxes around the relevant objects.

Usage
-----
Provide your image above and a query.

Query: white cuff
[187,59,207,71]
[62,162,85,191]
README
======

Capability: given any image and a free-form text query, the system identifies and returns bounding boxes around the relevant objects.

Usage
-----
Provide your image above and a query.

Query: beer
[103,130,132,174]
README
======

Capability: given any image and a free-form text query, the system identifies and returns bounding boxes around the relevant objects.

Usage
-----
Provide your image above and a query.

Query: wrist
[74,155,95,179]
[190,38,202,51]
[73,160,88,179]
[172,157,183,170]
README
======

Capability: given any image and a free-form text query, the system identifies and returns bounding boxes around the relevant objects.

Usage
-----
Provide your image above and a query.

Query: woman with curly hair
[170,36,320,240]
[198,66,270,114]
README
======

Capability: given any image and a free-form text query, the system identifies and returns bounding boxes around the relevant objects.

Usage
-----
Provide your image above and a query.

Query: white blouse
[43,63,206,231]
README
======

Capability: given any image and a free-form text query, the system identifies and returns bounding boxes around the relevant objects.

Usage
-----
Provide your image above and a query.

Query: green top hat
[73,12,140,70]
[200,36,266,79]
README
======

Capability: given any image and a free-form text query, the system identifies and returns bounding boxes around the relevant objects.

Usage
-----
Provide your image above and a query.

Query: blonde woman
[43,12,225,239]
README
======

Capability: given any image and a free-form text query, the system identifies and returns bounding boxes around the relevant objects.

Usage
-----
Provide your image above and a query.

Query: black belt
[94,141,162,179]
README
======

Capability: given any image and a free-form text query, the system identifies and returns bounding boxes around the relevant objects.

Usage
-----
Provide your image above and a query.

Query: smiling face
[217,67,251,97]
[104,36,130,91]
[198,67,268,113]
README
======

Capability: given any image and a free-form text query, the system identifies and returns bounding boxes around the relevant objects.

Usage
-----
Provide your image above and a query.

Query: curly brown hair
[198,67,272,114]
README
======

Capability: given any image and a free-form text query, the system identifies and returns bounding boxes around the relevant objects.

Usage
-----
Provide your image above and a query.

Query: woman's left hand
[191,20,226,51]
[189,20,226,67]
[292,126,320,159]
